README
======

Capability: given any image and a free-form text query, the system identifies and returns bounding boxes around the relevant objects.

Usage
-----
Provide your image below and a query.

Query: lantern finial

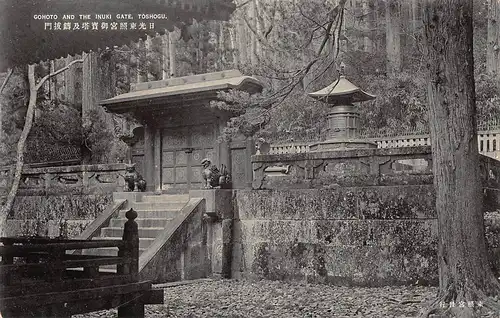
[339,61,346,76]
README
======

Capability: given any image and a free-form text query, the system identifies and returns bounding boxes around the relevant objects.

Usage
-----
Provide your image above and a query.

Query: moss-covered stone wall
[4,194,112,238]
[231,187,500,287]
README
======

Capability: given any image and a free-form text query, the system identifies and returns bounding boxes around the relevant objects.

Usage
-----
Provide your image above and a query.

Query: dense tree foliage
[2,0,500,160]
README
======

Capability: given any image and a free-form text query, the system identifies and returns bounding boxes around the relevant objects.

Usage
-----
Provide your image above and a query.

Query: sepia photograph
[0,0,500,317]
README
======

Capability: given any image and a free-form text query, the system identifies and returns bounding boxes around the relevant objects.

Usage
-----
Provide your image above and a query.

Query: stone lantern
[307,68,377,151]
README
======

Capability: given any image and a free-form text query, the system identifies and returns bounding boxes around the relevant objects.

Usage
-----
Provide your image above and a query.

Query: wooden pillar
[144,124,155,192]
[219,141,230,169]
[153,128,162,193]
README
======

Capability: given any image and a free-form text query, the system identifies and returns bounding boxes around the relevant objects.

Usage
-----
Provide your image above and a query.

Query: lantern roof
[308,76,376,104]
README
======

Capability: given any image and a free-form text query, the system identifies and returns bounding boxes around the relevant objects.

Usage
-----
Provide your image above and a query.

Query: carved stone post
[220,218,233,278]
[118,208,138,276]
[118,208,143,318]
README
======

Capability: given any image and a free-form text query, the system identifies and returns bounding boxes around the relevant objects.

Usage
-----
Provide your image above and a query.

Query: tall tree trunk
[386,0,401,76]
[363,0,374,53]
[411,0,419,34]
[229,24,239,68]
[421,0,500,316]
[168,31,177,77]
[218,21,225,70]
[237,6,248,67]
[0,65,38,237]
[136,39,147,83]
[372,0,383,52]
[487,0,500,76]
[145,35,153,81]
[162,32,169,80]
[249,0,257,66]
[82,50,116,163]
[64,55,76,107]
[50,60,56,100]
[0,69,13,146]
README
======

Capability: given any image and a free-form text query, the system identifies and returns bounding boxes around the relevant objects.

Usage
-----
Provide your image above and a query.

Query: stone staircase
[83,194,190,265]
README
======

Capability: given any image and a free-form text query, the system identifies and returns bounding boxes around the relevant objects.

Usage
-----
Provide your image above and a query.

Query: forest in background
[1,0,500,165]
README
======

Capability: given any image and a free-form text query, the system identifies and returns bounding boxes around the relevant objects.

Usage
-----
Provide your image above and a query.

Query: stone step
[129,201,186,210]
[82,246,147,257]
[142,194,189,203]
[100,227,164,238]
[118,209,179,219]
[113,192,155,202]
[92,236,155,249]
[109,217,173,228]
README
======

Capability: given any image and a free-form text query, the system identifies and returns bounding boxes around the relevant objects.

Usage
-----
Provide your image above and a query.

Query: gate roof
[100,70,263,114]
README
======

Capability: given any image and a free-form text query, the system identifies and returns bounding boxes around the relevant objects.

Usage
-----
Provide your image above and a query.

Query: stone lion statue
[123,164,147,192]
[201,158,231,189]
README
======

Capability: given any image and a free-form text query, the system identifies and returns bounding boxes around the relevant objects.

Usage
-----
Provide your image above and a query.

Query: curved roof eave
[100,70,263,113]
[308,76,376,103]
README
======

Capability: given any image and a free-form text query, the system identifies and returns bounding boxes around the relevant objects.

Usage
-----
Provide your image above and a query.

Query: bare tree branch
[0,68,13,95]
[36,58,84,90]
[298,4,330,32]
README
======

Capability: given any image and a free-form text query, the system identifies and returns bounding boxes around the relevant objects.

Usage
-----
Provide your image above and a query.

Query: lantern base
[309,138,377,151]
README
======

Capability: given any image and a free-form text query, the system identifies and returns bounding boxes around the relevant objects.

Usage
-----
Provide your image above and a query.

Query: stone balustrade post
[123,208,139,278]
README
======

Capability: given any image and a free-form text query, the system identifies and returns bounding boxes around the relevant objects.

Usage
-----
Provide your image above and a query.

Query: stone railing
[268,129,500,160]
[252,146,500,190]
[268,142,310,154]
[253,146,434,189]
[0,163,128,196]
[367,134,431,149]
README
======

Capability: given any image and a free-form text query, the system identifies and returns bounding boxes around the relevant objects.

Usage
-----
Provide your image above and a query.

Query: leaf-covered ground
[76,279,500,317]
[76,279,433,317]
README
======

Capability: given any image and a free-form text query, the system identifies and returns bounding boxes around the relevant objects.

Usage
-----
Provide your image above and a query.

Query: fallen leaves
[75,278,438,317]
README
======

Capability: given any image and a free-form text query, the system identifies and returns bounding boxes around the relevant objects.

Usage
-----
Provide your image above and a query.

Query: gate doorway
[161,124,215,192]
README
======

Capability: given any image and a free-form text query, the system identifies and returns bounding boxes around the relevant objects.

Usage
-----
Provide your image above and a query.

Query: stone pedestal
[189,189,233,278]
[310,103,377,151]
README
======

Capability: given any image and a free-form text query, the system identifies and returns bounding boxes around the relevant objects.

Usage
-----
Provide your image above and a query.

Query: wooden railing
[0,208,162,317]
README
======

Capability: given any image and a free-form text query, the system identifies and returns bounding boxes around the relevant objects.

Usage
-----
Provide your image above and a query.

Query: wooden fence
[0,208,162,317]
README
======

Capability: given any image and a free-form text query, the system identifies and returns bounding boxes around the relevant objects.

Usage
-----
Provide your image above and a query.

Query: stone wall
[4,194,112,238]
[139,198,210,283]
[0,163,127,196]
[1,163,125,237]
[231,187,500,287]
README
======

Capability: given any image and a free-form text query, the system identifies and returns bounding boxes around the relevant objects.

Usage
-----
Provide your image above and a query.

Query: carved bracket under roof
[112,112,144,147]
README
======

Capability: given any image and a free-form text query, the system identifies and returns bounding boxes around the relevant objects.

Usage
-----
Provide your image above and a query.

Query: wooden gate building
[100,70,262,193]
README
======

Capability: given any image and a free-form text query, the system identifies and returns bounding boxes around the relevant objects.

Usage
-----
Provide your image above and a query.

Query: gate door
[161,124,215,192]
